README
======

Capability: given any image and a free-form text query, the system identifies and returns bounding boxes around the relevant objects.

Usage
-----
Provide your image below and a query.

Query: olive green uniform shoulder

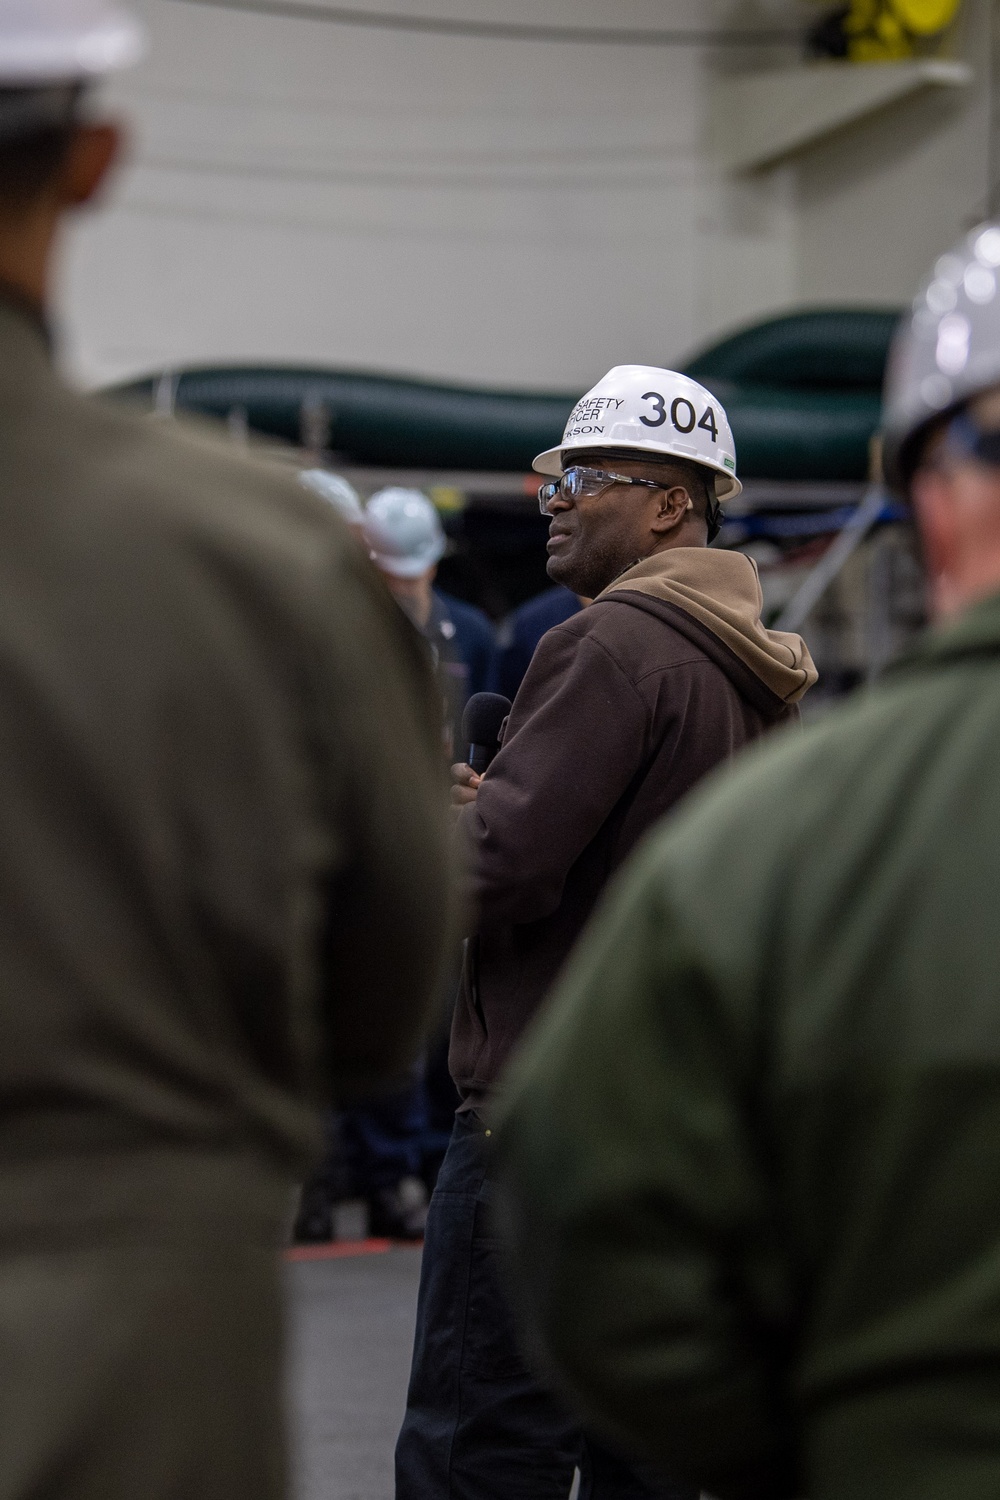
[499,593,1000,1500]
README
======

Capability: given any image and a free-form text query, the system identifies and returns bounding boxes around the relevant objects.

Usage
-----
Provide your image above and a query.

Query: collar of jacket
[888,588,1000,678]
[597,546,818,705]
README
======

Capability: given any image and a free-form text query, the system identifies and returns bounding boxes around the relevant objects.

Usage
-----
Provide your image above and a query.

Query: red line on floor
[285,1238,393,1262]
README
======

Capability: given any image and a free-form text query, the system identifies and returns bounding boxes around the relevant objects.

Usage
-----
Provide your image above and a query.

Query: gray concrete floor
[286,1245,422,1500]
[285,1243,709,1500]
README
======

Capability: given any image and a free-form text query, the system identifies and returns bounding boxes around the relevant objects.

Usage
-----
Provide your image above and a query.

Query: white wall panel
[795,0,990,308]
[55,0,799,390]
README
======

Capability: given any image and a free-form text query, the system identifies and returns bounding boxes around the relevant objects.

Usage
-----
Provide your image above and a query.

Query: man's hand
[451,762,482,809]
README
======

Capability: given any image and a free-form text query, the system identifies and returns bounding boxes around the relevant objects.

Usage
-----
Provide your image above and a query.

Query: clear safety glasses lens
[564,467,616,499]
[538,467,617,514]
[537,481,560,514]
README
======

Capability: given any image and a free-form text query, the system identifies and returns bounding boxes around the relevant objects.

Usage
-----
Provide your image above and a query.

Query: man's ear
[56,123,121,209]
[652,484,695,534]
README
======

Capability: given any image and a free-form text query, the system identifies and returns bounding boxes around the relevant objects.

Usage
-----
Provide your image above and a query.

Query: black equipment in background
[806,4,849,56]
[463,693,511,775]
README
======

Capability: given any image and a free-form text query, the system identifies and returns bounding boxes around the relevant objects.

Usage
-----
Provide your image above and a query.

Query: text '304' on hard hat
[533,365,741,502]
[883,220,1000,491]
[0,0,144,139]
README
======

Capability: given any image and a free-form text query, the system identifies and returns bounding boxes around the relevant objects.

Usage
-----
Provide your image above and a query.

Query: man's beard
[547,542,639,599]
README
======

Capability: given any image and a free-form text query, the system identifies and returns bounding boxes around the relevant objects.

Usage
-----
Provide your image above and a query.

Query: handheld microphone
[462,692,511,775]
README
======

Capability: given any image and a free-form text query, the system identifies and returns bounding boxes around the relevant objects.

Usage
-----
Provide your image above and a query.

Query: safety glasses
[537,466,667,515]
[538,464,724,543]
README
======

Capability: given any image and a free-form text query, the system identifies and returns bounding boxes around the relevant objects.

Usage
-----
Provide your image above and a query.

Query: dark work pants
[395,1111,697,1500]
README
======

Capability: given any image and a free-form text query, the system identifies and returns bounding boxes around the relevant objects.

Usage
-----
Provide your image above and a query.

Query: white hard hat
[299,468,364,526]
[534,364,741,501]
[364,488,446,579]
[883,221,1000,490]
[0,0,144,85]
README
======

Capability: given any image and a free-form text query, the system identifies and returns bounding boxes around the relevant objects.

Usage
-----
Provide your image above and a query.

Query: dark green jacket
[0,299,452,1230]
[498,591,1000,1500]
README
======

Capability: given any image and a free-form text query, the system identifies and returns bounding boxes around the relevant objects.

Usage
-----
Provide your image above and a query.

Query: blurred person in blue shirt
[294,488,494,1241]
[491,585,583,701]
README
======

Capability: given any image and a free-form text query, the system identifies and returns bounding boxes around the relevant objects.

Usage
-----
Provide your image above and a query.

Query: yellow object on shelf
[890,0,962,35]
[844,0,878,30]
[843,0,962,60]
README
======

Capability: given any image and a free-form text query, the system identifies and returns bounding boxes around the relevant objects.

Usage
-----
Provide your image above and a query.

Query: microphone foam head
[462,692,512,750]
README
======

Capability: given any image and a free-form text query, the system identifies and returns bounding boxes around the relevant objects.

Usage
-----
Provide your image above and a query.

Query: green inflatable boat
[109,308,899,483]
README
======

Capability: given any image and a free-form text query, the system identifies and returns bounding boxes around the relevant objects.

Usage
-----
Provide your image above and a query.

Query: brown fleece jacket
[450,548,816,1107]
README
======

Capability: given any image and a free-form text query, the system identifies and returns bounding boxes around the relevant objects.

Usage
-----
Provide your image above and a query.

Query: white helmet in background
[364,488,446,578]
[299,468,364,527]
[0,0,144,137]
[533,365,741,501]
[883,220,1000,491]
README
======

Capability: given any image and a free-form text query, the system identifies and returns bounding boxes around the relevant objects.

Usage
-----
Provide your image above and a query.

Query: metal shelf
[710,59,971,173]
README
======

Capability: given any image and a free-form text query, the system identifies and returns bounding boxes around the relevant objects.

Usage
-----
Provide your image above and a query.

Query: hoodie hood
[598,548,817,705]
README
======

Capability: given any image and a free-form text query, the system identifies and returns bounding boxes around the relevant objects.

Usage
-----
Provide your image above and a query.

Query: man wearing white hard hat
[397,368,816,1500]
[0,6,453,1497]
[292,491,493,1247]
[495,229,1000,1500]
[287,488,490,1242]
[365,487,496,756]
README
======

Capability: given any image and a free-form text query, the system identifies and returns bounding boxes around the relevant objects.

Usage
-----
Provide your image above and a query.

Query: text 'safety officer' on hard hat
[0,4,454,1498]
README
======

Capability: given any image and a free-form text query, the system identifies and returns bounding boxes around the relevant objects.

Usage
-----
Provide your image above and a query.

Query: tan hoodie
[599,547,817,704]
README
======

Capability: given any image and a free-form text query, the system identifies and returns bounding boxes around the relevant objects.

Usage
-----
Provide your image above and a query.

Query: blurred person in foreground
[496,223,1000,1500]
[0,8,452,1497]
[396,368,816,1500]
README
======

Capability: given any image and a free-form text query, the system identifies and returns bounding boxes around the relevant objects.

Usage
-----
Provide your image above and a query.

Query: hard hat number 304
[532,365,741,503]
[640,391,719,443]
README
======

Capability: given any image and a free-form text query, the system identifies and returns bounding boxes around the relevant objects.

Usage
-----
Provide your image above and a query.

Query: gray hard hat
[364,488,446,578]
[883,220,1000,491]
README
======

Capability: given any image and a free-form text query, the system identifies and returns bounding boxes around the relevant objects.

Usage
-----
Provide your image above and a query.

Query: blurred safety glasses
[939,409,1000,470]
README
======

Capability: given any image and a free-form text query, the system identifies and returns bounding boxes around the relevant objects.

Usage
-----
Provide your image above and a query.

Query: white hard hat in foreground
[883,220,1000,490]
[0,0,143,83]
[534,365,741,502]
[364,488,446,579]
[299,469,364,527]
